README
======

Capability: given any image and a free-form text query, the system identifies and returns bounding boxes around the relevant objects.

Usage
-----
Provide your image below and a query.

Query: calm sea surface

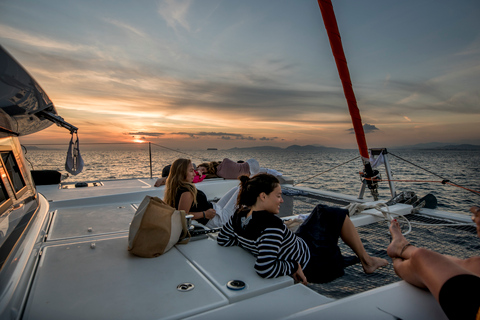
[24,146,480,215]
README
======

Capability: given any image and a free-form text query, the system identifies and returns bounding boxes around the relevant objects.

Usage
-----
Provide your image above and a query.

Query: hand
[154,177,166,187]
[205,208,216,219]
[292,262,307,285]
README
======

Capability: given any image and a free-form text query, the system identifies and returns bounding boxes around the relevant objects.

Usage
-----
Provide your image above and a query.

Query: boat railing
[21,141,200,181]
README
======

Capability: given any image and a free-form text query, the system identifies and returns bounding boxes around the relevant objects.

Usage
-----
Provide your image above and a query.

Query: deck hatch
[47,203,136,241]
[23,237,228,320]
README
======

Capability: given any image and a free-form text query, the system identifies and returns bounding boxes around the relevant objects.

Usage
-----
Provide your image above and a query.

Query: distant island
[225,143,480,152]
[206,148,218,150]
[227,144,353,152]
[392,142,480,150]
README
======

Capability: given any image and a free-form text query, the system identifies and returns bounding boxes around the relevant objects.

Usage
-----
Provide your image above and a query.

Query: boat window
[0,178,9,205]
[1,151,26,193]
[0,150,34,271]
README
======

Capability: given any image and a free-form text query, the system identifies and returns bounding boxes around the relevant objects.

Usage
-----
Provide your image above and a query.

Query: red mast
[317,0,378,199]
[317,0,369,160]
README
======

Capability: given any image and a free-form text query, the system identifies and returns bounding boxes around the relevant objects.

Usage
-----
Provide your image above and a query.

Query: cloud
[361,78,480,116]
[158,0,192,32]
[160,80,345,120]
[260,137,278,141]
[347,123,380,134]
[0,24,83,52]
[172,131,257,140]
[127,132,165,137]
[103,18,146,38]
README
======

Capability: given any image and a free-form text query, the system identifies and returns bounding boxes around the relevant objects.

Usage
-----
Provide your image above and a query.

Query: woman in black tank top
[164,158,216,225]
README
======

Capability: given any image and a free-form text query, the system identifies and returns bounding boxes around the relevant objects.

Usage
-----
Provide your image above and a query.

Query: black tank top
[175,186,212,225]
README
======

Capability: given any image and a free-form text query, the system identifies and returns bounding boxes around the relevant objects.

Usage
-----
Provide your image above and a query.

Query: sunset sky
[1,0,479,150]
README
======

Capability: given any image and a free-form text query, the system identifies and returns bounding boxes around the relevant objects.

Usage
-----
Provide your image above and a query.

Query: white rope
[346,203,411,236]
[346,202,477,236]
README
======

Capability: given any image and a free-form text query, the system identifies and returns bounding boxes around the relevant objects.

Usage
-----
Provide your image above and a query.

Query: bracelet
[203,211,206,219]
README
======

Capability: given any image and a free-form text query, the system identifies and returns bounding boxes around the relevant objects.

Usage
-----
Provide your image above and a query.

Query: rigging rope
[294,156,360,186]
[389,152,448,180]
[387,152,480,196]
[149,142,196,158]
[363,177,480,195]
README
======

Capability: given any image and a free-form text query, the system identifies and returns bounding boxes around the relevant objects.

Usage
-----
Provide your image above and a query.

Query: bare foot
[361,256,389,274]
[387,220,410,259]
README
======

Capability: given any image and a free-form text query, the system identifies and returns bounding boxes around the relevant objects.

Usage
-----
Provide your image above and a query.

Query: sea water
[24,146,480,215]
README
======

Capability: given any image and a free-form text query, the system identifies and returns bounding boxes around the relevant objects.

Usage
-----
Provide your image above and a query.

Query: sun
[134,139,145,143]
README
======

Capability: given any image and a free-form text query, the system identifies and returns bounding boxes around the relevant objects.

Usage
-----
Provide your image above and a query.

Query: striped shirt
[217,209,310,279]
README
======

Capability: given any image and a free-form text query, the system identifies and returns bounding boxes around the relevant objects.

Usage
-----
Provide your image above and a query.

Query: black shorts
[295,204,348,283]
[438,274,480,320]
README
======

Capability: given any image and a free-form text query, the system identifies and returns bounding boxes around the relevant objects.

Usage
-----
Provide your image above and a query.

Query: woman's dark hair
[237,173,280,208]
[197,161,220,178]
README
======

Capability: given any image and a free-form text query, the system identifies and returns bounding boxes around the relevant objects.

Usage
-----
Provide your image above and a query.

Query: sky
[1,0,479,150]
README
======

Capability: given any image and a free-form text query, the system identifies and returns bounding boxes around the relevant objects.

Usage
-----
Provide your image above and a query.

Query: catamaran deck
[30,177,477,319]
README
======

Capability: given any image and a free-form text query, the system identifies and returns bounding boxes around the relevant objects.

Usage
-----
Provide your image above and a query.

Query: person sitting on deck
[387,207,480,320]
[163,158,241,228]
[164,159,216,225]
[217,173,388,284]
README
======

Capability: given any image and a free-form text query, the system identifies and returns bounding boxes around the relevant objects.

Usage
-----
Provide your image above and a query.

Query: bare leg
[387,220,477,300]
[444,256,480,276]
[340,216,388,273]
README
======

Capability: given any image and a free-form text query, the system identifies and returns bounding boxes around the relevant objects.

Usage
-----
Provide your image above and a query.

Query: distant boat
[207,148,218,150]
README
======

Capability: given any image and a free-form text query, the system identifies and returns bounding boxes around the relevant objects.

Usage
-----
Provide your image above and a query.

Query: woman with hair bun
[217,173,388,284]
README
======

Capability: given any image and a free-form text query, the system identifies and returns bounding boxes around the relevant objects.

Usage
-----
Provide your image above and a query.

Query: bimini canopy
[0,45,77,137]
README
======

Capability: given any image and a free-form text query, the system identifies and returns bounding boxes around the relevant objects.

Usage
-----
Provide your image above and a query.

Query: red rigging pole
[317,0,369,161]
[317,0,379,199]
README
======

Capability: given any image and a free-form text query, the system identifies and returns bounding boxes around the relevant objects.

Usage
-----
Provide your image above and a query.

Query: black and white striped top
[217,209,310,278]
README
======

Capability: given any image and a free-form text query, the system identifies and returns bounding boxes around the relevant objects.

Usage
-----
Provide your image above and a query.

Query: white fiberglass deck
[26,178,449,319]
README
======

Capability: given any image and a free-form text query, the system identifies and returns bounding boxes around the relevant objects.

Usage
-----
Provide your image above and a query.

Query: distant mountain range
[227,144,351,151]
[227,143,480,151]
[392,143,480,150]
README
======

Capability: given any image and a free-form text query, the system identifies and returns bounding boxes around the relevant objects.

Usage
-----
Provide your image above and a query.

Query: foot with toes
[387,219,411,260]
[361,256,389,274]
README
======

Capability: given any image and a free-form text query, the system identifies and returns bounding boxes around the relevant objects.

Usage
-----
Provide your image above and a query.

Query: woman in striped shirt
[217,173,388,284]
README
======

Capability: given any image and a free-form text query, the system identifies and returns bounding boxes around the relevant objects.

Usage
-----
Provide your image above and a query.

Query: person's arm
[217,216,239,247]
[178,192,215,220]
[292,262,307,285]
[154,177,167,187]
[254,227,299,279]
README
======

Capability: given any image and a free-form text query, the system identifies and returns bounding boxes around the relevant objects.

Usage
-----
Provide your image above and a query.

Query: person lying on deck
[387,207,480,320]
[154,157,260,187]
[217,173,388,284]
[196,161,221,179]
[154,163,205,187]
